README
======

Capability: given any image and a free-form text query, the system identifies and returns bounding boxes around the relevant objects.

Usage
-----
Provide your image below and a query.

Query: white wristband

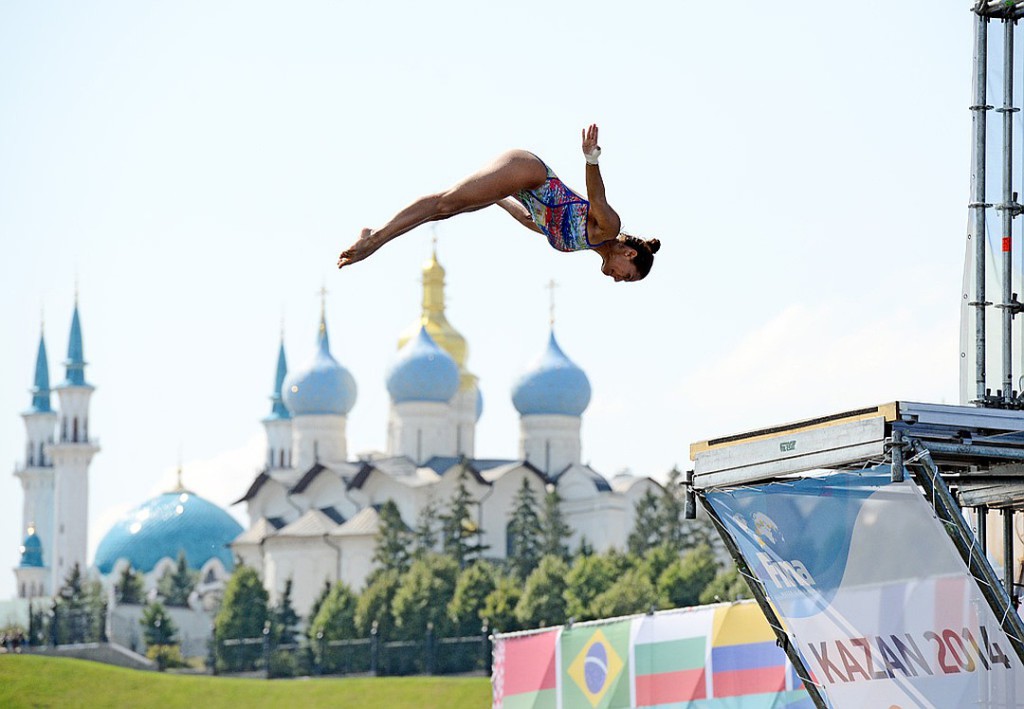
[585,147,601,165]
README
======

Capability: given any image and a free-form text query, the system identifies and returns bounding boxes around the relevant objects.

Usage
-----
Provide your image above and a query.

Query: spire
[317,285,330,353]
[63,299,87,386]
[28,328,52,413]
[546,279,559,328]
[268,337,291,419]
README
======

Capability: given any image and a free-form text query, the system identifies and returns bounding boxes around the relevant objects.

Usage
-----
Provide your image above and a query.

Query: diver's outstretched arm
[495,197,543,234]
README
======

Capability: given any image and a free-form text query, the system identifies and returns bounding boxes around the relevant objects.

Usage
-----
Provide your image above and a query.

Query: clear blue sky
[0,1,972,600]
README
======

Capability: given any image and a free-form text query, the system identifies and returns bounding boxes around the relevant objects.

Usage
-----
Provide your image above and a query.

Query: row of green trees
[113,551,199,607]
[211,468,751,675]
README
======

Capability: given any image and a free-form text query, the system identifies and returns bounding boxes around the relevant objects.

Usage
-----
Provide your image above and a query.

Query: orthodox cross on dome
[316,284,329,331]
[546,279,559,327]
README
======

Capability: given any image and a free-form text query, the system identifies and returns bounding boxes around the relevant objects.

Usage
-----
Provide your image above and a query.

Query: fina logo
[744,512,817,590]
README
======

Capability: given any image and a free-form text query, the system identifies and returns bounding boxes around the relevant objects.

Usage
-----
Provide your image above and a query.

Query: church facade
[233,250,662,617]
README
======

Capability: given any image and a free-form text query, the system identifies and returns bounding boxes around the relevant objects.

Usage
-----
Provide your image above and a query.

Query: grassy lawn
[0,654,492,708]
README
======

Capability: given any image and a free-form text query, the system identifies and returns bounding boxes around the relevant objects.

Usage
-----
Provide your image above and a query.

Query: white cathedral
[13,252,662,620]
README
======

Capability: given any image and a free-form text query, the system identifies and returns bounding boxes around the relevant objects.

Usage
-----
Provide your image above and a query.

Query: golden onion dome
[398,248,476,390]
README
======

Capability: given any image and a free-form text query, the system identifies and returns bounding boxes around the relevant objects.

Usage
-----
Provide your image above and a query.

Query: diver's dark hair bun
[647,238,661,254]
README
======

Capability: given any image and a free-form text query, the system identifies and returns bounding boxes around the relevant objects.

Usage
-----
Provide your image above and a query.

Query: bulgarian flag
[492,628,560,709]
[631,606,713,707]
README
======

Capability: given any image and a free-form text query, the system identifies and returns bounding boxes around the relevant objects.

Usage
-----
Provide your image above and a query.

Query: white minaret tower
[13,324,58,598]
[263,335,293,471]
[48,298,99,590]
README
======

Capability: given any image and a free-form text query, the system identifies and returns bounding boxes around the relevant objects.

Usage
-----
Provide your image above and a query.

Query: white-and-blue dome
[19,529,43,568]
[512,331,591,416]
[93,490,243,575]
[387,326,460,404]
[282,319,357,416]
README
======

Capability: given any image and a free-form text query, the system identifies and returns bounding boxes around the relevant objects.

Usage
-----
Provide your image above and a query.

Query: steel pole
[973,11,992,403]
[1000,19,1016,402]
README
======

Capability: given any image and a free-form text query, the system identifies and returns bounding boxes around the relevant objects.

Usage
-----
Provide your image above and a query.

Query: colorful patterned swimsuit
[514,157,596,252]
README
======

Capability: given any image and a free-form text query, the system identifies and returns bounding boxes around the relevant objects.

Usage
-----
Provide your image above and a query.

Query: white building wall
[262,538,338,617]
[264,418,293,470]
[292,414,347,472]
[519,415,581,475]
[388,401,456,463]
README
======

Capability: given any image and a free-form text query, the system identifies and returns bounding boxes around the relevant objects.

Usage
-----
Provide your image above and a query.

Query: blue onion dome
[282,318,357,416]
[476,387,484,422]
[387,326,460,404]
[19,528,43,568]
[512,330,591,416]
[93,490,243,575]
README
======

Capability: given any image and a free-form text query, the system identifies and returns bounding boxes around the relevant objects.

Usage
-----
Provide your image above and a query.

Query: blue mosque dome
[93,489,243,575]
[476,387,484,422]
[282,316,357,416]
[512,330,591,416]
[19,529,43,568]
[387,326,460,404]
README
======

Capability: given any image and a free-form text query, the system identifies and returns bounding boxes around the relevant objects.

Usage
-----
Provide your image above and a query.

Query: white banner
[706,468,1024,708]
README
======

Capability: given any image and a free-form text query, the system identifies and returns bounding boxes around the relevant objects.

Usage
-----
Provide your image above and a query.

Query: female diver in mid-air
[337,124,660,282]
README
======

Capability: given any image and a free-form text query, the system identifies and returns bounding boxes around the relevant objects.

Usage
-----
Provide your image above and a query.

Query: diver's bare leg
[338,150,545,268]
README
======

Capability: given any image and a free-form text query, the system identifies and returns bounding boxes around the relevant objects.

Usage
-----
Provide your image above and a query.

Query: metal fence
[215,624,492,679]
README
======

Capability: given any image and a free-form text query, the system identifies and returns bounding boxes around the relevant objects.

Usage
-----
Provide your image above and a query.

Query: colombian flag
[710,603,788,697]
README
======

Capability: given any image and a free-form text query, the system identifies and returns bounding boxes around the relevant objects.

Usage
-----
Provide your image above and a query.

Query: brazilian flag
[561,619,632,708]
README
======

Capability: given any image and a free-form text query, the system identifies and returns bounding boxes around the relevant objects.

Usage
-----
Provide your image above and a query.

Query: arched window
[39,442,45,466]
[279,450,284,468]
[61,418,67,442]
[26,443,33,467]
[19,582,25,598]
[72,418,79,443]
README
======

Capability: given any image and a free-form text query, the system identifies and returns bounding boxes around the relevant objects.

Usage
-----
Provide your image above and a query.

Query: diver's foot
[338,228,381,269]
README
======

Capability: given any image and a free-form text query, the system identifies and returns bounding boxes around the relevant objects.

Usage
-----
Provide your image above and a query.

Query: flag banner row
[491,600,812,709]
[705,467,1024,708]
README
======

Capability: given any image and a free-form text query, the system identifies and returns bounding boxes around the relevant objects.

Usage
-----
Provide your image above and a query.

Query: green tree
[307,579,332,625]
[540,487,572,561]
[355,569,401,639]
[141,601,178,646]
[515,555,569,629]
[392,553,459,639]
[448,560,497,636]
[638,543,681,587]
[308,582,359,673]
[373,500,412,575]
[214,565,269,672]
[658,544,719,609]
[591,567,659,618]
[157,551,198,608]
[114,564,146,605]
[141,601,183,671]
[413,497,440,559]
[482,574,524,634]
[699,564,752,605]
[628,488,664,555]
[506,478,544,581]
[51,564,106,644]
[439,469,488,568]
[657,469,687,552]
[271,578,301,647]
[563,552,617,622]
